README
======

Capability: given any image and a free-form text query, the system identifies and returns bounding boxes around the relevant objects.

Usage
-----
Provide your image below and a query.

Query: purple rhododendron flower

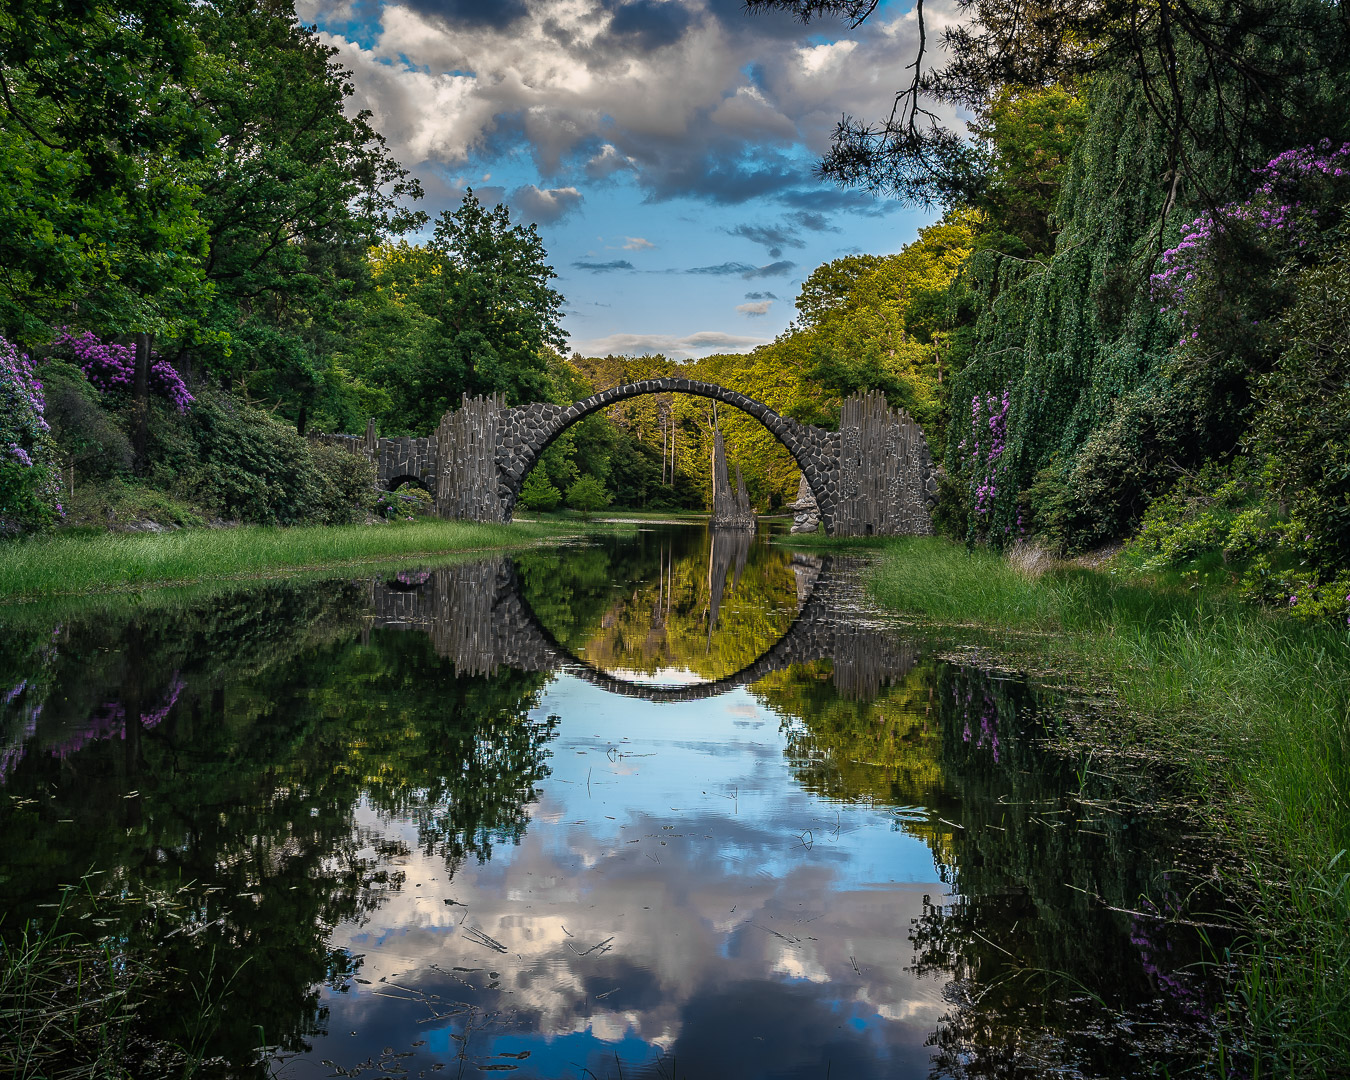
[52,328,194,413]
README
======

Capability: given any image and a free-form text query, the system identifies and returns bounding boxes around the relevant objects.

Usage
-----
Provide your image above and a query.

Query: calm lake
[0,525,1232,1078]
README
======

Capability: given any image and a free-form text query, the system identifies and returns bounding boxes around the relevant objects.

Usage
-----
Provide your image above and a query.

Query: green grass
[0,884,235,1079]
[868,536,1350,1075]
[0,519,583,601]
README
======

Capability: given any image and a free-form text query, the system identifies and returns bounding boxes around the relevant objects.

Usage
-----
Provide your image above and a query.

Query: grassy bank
[0,520,579,602]
[867,537,1350,1075]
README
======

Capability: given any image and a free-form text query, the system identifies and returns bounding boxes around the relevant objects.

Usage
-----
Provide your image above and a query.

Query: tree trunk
[132,333,151,474]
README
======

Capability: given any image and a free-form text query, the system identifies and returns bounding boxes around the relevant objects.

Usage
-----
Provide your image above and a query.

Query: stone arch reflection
[371,543,920,703]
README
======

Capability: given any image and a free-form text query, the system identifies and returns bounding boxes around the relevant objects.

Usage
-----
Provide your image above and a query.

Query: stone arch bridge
[366,552,918,704]
[315,380,937,537]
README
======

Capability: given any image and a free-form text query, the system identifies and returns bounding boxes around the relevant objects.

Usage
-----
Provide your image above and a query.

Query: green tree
[519,467,562,512]
[749,0,1345,211]
[0,0,212,340]
[185,0,424,430]
[1252,257,1350,570]
[375,192,566,432]
[967,86,1088,258]
[566,474,611,517]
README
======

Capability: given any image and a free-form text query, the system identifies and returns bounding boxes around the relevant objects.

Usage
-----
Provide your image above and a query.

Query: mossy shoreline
[856,536,1349,1076]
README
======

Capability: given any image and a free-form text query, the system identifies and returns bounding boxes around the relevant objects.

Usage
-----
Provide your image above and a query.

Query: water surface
[0,525,1230,1078]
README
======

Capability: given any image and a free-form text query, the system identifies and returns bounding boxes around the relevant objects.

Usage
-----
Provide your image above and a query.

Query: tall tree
[748,0,1348,211]
[186,0,424,424]
[0,0,211,340]
[374,191,567,432]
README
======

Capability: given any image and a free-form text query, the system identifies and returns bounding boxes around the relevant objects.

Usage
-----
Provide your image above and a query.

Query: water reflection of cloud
[306,781,952,1077]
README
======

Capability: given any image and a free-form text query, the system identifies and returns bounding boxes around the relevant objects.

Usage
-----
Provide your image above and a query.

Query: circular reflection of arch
[508,555,836,704]
[504,379,833,531]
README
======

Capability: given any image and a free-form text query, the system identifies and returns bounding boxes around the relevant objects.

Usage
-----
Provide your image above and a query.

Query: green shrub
[1019,465,1075,553]
[1062,383,1206,550]
[181,391,372,525]
[566,474,611,517]
[519,468,562,512]
[308,443,377,524]
[1123,460,1263,570]
[63,477,205,529]
[930,469,970,541]
[375,481,433,520]
[39,360,133,479]
[1223,507,1278,564]
[1251,255,1350,572]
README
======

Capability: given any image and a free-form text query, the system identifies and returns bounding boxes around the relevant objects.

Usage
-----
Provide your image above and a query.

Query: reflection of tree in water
[914,666,1229,1078]
[761,658,951,801]
[0,583,556,1075]
[516,527,800,682]
[760,654,1230,1077]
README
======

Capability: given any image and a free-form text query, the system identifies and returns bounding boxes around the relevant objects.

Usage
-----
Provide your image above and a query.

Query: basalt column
[436,393,508,522]
[709,422,756,531]
[833,390,937,537]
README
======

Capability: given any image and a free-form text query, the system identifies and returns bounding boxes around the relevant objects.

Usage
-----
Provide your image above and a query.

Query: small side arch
[385,473,430,494]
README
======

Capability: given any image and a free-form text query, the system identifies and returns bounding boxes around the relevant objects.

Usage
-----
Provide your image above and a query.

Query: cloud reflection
[304,713,953,1077]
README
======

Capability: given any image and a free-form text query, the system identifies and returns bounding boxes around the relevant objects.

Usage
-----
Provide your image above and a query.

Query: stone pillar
[833,390,935,537]
[789,473,821,534]
[709,423,755,530]
[436,394,508,522]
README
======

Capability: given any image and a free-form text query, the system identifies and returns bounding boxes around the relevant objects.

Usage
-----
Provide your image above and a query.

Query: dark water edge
[0,525,1239,1079]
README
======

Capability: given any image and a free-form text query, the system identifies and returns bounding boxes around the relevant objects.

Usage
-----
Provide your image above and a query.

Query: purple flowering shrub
[51,328,194,413]
[1,335,63,533]
[952,388,1012,540]
[1151,141,1350,383]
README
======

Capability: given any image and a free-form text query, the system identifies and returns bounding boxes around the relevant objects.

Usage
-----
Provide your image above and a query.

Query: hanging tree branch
[745,0,1346,212]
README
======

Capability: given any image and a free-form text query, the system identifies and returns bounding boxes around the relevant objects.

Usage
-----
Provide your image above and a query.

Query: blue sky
[299,0,959,358]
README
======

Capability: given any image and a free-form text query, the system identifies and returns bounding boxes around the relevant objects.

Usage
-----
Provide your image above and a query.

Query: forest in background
[3,0,1350,619]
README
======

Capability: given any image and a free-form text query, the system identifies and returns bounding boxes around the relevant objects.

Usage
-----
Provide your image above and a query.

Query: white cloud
[320,0,966,205]
[575,329,766,360]
[585,143,639,179]
[620,236,655,251]
[736,300,772,316]
[511,184,584,223]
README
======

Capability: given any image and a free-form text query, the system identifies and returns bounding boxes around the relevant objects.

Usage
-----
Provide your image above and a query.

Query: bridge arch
[367,553,920,703]
[496,379,837,531]
[385,473,429,493]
